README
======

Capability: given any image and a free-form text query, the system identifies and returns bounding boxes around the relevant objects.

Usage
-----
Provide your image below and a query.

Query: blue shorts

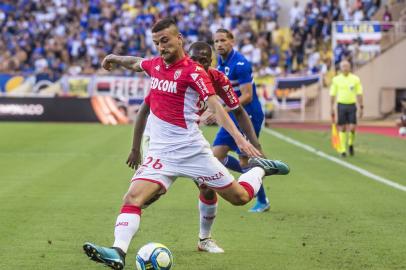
[213,113,263,155]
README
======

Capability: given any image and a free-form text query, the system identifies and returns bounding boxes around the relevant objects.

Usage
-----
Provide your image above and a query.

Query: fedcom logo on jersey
[150,77,177,93]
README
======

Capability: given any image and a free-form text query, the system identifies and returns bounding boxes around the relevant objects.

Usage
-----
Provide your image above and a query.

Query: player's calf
[216,182,252,206]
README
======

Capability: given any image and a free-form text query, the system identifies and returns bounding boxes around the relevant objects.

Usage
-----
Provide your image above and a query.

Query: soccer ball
[136,243,173,270]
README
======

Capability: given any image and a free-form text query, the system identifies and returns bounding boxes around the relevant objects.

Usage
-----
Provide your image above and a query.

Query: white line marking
[264,128,406,192]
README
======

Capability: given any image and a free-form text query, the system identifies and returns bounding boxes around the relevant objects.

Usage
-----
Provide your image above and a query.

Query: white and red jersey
[196,68,239,115]
[141,55,216,157]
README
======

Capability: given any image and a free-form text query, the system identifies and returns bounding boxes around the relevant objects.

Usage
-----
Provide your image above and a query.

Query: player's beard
[216,48,228,59]
[161,51,177,64]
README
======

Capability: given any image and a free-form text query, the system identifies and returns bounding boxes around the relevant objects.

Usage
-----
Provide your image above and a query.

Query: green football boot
[248,157,290,176]
[83,242,125,270]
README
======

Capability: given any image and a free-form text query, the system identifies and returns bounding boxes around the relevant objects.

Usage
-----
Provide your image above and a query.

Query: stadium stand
[0,0,385,80]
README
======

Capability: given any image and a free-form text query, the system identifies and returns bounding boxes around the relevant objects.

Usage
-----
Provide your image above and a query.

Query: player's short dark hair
[189,42,212,56]
[152,18,178,33]
[216,28,234,39]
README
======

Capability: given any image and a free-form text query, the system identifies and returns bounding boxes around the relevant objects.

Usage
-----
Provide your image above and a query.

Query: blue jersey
[217,49,264,120]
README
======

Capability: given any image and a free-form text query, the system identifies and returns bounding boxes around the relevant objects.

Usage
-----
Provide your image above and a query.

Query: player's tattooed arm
[126,102,150,169]
[206,95,261,157]
[102,54,145,72]
[232,107,263,153]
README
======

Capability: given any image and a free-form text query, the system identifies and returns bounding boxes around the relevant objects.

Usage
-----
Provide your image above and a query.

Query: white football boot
[197,238,224,253]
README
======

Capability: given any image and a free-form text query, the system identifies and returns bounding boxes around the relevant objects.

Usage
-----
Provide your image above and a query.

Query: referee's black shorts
[337,103,357,125]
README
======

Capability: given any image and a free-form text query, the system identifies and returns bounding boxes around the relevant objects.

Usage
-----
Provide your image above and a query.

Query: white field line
[264,128,406,192]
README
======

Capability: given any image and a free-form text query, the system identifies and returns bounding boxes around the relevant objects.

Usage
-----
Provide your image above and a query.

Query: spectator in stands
[307,50,321,74]
[353,6,365,23]
[284,46,294,74]
[366,0,381,19]
[268,47,280,69]
[331,1,342,21]
[382,5,393,31]
[334,43,352,69]
[290,1,303,27]
[0,0,347,79]
[304,33,317,56]
[292,31,305,70]
[241,37,255,63]
[341,0,352,21]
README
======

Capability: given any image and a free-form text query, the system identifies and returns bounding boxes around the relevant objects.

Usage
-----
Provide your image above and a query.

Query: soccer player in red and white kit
[127,41,268,254]
[83,18,289,270]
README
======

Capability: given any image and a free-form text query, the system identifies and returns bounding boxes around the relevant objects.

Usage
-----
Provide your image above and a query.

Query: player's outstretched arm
[102,54,145,72]
[232,107,264,155]
[206,95,261,157]
[126,102,150,169]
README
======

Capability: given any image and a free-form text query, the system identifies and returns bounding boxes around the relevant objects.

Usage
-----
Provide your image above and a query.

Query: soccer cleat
[248,200,271,213]
[83,242,125,270]
[248,157,290,176]
[341,152,347,158]
[197,238,224,253]
[349,145,354,156]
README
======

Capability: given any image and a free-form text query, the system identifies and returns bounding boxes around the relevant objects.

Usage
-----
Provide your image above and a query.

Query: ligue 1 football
[136,243,173,270]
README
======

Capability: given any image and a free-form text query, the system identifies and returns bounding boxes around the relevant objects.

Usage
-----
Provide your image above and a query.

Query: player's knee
[123,191,144,207]
[200,187,216,201]
[212,147,227,161]
[229,194,250,206]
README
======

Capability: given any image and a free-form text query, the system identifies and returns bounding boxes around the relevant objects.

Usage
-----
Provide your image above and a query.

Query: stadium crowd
[0,0,384,81]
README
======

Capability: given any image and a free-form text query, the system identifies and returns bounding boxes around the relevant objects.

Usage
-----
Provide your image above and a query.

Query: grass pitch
[0,123,405,270]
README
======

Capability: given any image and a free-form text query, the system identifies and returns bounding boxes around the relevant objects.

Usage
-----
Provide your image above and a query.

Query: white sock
[238,167,264,199]
[198,196,218,239]
[113,205,141,253]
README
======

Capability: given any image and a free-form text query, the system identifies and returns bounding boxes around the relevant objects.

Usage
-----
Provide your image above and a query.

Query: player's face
[152,26,183,64]
[214,32,233,57]
[189,48,212,71]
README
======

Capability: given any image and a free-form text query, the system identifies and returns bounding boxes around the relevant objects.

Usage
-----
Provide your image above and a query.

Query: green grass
[0,123,405,270]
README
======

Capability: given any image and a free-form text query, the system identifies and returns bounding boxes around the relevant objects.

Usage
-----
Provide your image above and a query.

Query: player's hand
[235,136,262,157]
[251,142,265,157]
[258,147,266,158]
[126,149,142,169]
[102,54,117,71]
[201,111,217,125]
[359,107,364,119]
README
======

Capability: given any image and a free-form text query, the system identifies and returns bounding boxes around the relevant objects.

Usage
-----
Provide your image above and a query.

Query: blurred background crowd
[0,0,390,81]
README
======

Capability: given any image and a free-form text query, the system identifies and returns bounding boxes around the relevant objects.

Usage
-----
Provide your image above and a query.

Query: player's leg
[245,116,270,213]
[196,185,224,253]
[83,180,162,270]
[213,139,270,211]
[186,148,288,250]
[241,155,270,212]
[206,157,289,206]
[348,105,357,156]
[215,159,287,206]
[337,104,348,156]
[213,127,245,173]
[213,144,245,172]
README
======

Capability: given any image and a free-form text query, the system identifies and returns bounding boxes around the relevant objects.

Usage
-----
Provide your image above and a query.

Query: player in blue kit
[212,29,269,212]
